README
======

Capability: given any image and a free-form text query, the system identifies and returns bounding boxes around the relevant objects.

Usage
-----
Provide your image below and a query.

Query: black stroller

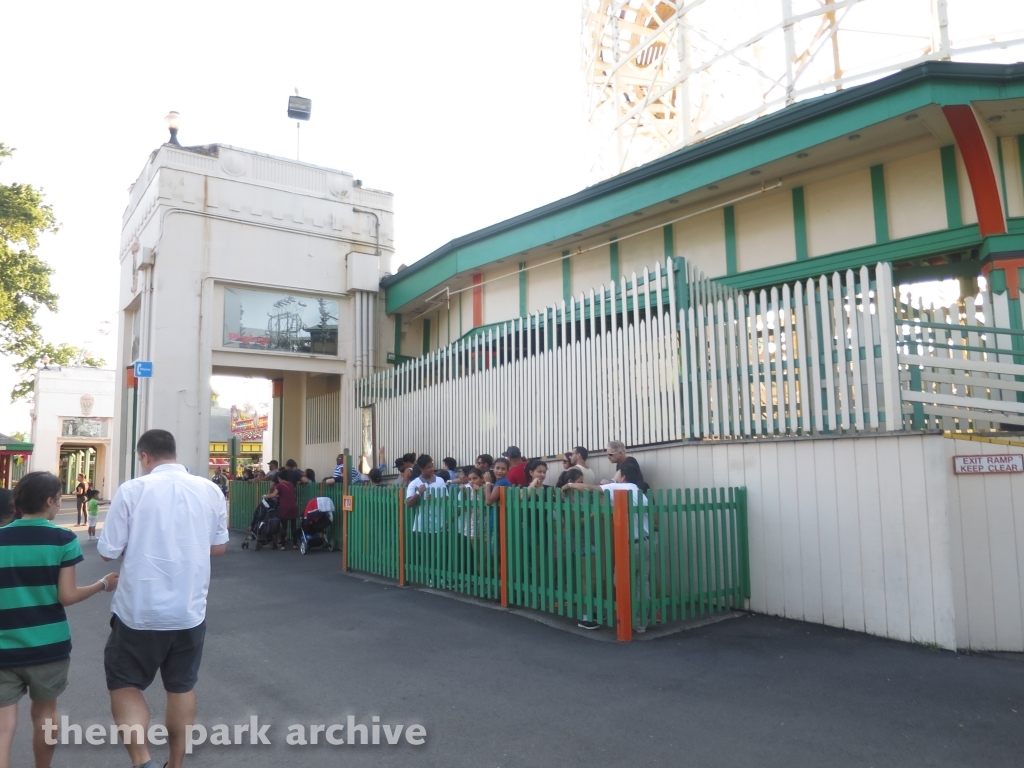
[298,497,336,555]
[242,498,282,551]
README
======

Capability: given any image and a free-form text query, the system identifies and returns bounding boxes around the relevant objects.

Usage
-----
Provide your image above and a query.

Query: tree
[0,143,102,401]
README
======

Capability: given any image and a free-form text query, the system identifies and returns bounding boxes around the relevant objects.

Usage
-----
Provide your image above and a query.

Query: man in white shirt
[98,429,228,768]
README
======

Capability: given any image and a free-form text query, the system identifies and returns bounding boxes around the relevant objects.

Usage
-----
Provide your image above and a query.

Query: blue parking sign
[133,361,153,378]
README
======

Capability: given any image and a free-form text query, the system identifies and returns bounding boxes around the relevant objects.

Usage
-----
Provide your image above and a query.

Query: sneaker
[578,621,600,630]
[633,625,647,634]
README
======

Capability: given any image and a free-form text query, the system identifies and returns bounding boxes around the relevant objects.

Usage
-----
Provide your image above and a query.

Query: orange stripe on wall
[472,273,483,327]
[941,105,1007,237]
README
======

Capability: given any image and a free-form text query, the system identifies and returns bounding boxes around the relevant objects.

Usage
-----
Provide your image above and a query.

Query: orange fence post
[613,489,633,642]
[341,509,348,571]
[398,489,406,586]
[341,452,350,572]
[499,486,509,608]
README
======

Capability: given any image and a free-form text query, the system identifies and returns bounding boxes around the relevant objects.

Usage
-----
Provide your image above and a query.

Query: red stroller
[299,497,336,555]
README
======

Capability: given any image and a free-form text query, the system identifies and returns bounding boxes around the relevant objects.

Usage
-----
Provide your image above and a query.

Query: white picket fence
[897,289,1024,431]
[357,258,1024,461]
[683,263,900,437]
[360,262,685,463]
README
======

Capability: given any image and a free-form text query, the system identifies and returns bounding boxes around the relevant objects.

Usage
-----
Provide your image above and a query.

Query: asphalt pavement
[8,501,1023,767]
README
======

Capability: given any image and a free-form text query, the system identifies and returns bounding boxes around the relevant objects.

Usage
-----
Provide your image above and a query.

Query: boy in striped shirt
[0,471,118,768]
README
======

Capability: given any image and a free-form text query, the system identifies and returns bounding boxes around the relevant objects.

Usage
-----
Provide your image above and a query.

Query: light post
[165,111,181,146]
[287,91,311,160]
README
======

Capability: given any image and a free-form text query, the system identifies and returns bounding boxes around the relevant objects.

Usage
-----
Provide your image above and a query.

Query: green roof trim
[870,164,889,244]
[940,145,963,228]
[384,62,1024,314]
[718,217,1024,291]
[0,442,33,452]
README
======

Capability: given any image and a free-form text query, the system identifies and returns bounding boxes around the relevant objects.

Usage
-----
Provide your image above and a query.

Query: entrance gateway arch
[114,142,393,484]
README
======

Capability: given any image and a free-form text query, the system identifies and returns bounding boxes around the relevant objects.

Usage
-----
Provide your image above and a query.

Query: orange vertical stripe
[499,487,509,608]
[942,105,1007,237]
[341,454,349,572]
[342,509,348,572]
[472,273,483,327]
[398,489,406,586]
[613,490,633,642]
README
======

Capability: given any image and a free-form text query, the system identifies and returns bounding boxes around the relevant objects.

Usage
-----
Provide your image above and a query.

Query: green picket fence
[227,481,272,530]
[228,480,341,549]
[348,486,400,579]
[505,488,616,627]
[631,487,749,630]
[228,480,750,636]
[404,490,501,600]
[318,484,344,551]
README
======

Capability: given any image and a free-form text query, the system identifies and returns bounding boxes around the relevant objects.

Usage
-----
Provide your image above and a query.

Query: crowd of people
[236,444,653,600]
[393,440,648,503]
[394,441,651,632]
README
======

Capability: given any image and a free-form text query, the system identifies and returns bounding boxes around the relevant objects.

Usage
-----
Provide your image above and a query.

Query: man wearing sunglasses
[601,440,647,490]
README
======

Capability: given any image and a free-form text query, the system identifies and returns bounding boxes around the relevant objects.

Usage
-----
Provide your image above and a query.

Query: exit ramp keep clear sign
[953,454,1024,474]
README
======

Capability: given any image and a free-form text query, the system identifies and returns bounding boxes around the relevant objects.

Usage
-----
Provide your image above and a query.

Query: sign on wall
[229,406,268,440]
[953,454,1024,474]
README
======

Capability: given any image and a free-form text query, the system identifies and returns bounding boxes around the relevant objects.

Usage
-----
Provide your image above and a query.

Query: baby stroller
[242,498,282,551]
[299,497,336,555]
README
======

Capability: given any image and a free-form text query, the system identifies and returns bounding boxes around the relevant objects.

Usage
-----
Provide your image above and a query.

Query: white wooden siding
[945,438,1024,651]
[580,433,963,650]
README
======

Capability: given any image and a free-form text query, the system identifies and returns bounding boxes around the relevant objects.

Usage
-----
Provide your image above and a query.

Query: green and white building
[362,62,1024,652]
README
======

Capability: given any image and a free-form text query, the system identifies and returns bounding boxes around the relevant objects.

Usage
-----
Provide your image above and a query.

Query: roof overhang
[384,61,1024,316]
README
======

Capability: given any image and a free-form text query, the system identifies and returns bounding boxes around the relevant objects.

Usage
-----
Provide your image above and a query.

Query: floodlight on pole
[165,111,181,146]
[288,89,311,160]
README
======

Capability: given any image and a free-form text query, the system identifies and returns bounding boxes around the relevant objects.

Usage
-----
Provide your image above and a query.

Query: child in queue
[525,458,548,489]
[484,457,511,505]
[556,467,584,490]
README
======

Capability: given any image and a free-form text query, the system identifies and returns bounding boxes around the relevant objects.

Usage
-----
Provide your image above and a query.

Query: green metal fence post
[909,364,925,430]
[738,487,750,601]
[398,489,405,585]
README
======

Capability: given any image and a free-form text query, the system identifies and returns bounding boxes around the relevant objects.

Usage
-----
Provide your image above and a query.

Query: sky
[0,0,1021,436]
[0,0,589,433]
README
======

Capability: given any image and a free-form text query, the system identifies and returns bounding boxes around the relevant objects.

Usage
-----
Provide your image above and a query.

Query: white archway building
[114,142,393,483]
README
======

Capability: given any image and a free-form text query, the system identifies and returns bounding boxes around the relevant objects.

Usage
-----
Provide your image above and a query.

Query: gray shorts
[104,615,206,694]
[0,658,70,707]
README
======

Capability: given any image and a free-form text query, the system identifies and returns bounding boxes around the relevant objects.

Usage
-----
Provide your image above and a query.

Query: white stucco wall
[115,144,393,487]
[30,368,115,498]
[886,150,947,240]
[735,190,797,272]
[804,168,875,257]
